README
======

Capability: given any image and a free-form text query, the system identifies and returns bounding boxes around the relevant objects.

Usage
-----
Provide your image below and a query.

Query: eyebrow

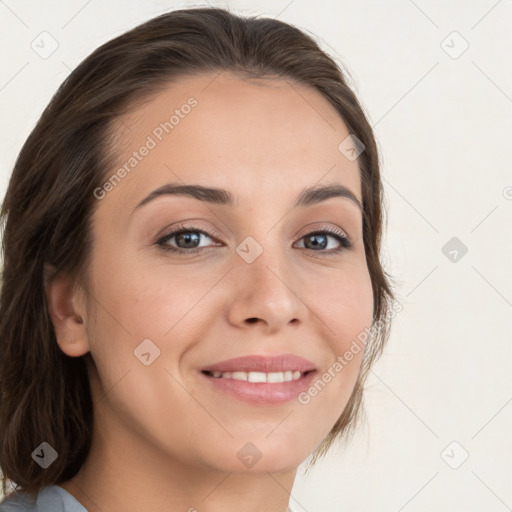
[132,182,363,214]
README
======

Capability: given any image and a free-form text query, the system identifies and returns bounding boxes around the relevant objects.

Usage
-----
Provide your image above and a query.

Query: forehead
[103,71,361,216]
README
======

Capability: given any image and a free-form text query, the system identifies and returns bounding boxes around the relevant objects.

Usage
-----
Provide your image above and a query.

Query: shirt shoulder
[0,489,36,512]
[0,485,86,512]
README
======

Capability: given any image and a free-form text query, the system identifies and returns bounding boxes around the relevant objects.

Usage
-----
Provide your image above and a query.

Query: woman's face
[76,72,373,473]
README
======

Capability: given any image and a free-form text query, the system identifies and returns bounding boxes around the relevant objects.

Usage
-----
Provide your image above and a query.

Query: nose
[225,245,308,335]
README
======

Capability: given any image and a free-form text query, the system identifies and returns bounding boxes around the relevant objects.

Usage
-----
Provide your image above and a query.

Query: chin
[207,438,312,475]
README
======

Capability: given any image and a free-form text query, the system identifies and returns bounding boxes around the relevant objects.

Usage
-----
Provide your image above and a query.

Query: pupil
[305,234,327,249]
[177,232,200,248]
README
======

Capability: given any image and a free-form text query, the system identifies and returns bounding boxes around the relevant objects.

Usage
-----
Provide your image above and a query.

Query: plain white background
[1,1,511,510]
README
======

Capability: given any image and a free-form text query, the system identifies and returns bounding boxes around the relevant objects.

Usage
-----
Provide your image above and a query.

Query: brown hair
[0,6,396,498]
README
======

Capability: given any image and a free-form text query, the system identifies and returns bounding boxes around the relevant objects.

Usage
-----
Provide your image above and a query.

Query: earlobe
[44,263,90,357]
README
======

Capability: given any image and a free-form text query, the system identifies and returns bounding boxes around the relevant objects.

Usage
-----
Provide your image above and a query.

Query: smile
[200,368,317,405]
[202,370,309,382]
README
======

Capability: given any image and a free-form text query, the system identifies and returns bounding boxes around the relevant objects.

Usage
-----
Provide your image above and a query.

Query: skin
[46,71,374,512]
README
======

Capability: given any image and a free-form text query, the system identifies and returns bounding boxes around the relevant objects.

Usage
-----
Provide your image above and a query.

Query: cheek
[84,255,227,406]
[82,260,205,443]
[314,264,374,349]
[305,265,373,406]
[89,252,211,342]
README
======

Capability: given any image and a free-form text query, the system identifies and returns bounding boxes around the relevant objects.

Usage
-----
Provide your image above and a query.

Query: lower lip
[199,370,317,405]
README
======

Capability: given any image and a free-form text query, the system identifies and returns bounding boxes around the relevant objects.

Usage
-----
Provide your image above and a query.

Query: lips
[200,354,316,374]
[199,354,318,405]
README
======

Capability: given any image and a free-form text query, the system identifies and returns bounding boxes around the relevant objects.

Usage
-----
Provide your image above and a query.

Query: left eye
[294,231,351,252]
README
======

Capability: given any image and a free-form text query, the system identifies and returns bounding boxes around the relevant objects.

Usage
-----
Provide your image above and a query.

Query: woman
[0,6,396,512]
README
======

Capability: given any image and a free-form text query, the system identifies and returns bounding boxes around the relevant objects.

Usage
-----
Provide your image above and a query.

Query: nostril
[246,318,259,324]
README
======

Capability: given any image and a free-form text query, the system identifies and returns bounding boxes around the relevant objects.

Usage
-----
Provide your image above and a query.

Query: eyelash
[155,223,352,255]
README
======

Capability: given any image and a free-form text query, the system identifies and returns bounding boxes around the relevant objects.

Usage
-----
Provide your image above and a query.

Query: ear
[44,263,91,357]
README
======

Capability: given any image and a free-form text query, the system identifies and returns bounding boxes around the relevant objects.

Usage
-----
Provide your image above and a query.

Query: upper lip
[201,354,316,374]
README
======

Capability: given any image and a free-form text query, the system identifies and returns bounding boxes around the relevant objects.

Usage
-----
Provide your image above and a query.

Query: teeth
[208,370,303,382]
[248,371,267,383]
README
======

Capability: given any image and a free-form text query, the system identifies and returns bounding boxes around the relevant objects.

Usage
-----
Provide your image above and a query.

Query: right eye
[155,225,223,254]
